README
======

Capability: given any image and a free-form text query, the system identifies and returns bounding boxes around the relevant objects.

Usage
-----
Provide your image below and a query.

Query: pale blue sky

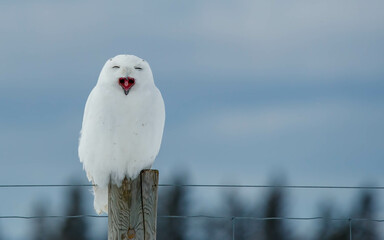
[0,1,383,239]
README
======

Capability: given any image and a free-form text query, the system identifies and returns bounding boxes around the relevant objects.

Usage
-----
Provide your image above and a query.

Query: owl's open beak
[118,77,135,95]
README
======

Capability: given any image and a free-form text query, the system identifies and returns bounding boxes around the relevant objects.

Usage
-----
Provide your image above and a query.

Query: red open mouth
[118,77,135,95]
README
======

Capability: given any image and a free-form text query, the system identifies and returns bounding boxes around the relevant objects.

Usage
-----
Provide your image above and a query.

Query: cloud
[187,1,384,80]
[1,0,384,88]
[178,99,384,140]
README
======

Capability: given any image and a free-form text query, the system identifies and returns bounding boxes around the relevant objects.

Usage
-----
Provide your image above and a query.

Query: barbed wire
[0,184,95,188]
[1,214,384,222]
[2,184,382,240]
[0,215,104,219]
[158,184,384,190]
[1,183,384,190]
[3,214,382,240]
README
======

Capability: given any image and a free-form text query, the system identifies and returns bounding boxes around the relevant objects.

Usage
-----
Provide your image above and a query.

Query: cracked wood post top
[108,170,159,240]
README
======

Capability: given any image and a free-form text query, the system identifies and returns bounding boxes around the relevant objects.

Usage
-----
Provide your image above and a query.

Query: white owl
[78,55,165,214]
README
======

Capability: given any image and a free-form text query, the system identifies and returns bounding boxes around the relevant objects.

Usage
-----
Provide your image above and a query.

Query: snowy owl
[78,55,165,214]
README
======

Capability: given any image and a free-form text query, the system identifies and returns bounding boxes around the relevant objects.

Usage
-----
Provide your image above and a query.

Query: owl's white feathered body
[78,55,165,214]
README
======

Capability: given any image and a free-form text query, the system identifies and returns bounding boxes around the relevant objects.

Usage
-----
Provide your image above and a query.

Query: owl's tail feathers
[93,185,108,214]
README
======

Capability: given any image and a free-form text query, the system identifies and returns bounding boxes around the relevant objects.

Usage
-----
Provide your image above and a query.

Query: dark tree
[31,202,50,240]
[262,187,290,240]
[157,174,189,240]
[315,202,350,240]
[315,191,378,240]
[226,192,250,240]
[59,187,88,240]
[204,191,246,240]
[314,204,334,240]
[350,191,377,240]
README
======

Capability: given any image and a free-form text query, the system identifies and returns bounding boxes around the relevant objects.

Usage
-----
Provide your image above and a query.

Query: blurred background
[0,0,383,239]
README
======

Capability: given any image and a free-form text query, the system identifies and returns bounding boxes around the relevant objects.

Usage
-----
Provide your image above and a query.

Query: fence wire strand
[1,183,384,190]
[1,182,384,239]
[1,214,384,222]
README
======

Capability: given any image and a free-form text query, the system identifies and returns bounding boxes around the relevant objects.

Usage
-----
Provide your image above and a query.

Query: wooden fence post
[108,169,159,240]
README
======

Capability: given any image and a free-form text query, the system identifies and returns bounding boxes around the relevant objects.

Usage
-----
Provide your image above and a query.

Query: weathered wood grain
[108,169,159,240]
[141,170,159,240]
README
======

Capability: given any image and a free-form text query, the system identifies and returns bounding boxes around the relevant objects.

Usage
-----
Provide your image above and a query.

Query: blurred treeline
[16,175,380,240]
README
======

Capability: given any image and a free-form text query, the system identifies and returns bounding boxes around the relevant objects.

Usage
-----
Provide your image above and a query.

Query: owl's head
[97,55,154,95]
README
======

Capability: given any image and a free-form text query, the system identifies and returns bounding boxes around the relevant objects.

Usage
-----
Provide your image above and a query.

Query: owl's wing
[81,88,97,132]
[78,87,97,164]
